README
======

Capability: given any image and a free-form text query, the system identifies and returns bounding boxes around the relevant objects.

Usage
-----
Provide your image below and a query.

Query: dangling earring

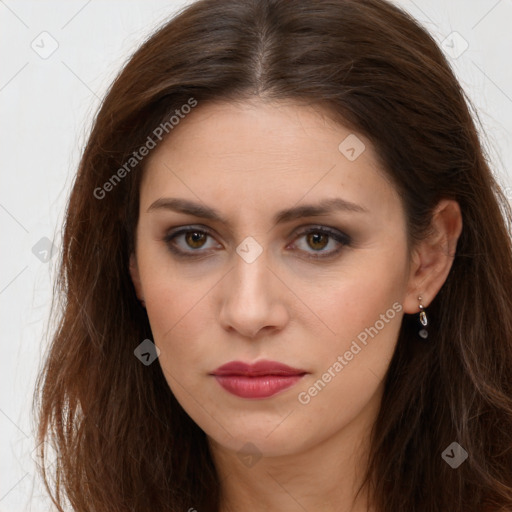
[418,296,428,339]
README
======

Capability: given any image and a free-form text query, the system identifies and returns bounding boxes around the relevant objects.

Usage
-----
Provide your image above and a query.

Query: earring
[418,296,428,339]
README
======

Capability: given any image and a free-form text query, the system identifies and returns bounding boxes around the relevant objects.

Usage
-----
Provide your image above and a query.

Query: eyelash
[162,225,352,260]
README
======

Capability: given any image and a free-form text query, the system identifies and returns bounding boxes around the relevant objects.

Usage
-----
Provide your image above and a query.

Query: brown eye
[185,231,207,249]
[163,227,220,257]
[290,226,351,259]
[306,232,329,251]
[164,225,351,261]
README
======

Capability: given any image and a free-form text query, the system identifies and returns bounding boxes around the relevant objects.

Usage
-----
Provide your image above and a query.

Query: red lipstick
[211,360,307,399]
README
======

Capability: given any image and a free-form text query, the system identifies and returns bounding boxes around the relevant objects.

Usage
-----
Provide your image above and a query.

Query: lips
[211,360,308,399]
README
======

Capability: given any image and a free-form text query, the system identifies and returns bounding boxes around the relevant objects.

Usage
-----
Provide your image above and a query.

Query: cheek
[137,239,213,335]
[290,271,405,445]
[141,268,216,379]
[293,252,407,415]
[305,256,406,346]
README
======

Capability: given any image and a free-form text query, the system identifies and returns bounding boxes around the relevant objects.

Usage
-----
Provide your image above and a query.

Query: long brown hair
[34,0,512,510]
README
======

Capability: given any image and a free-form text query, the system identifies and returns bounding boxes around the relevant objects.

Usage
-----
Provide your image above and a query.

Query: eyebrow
[147,196,368,225]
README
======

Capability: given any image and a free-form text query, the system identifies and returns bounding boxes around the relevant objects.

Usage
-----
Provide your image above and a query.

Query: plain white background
[1,1,511,510]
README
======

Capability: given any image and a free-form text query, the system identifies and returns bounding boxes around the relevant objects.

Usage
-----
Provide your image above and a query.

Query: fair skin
[129,99,462,511]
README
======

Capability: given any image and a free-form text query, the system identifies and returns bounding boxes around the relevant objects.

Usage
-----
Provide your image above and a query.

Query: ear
[403,199,463,314]
[129,252,144,301]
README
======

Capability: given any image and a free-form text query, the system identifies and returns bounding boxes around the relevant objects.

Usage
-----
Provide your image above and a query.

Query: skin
[129,98,462,512]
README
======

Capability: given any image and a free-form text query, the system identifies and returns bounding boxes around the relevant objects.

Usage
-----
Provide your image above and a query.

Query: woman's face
[130,99,414,457]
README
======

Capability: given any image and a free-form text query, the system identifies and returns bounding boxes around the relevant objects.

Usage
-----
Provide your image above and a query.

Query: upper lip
[211,360,307,377]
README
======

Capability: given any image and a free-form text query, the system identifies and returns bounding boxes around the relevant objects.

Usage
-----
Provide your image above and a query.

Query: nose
[218,248,289,339]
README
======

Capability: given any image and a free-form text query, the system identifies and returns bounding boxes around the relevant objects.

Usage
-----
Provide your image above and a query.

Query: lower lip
[214,374,304,399]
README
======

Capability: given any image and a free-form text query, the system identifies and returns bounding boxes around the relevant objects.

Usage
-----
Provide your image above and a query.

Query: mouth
[210,360,308,399]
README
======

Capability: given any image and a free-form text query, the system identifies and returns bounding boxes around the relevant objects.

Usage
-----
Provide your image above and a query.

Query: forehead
[145,99,374,169]
[140,99,400,221]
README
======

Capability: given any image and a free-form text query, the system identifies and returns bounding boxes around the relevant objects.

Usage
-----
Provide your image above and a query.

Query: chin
[204,416,314,459]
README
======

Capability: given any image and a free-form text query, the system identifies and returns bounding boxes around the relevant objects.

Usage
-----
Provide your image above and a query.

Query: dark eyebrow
[147,197,368,225]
